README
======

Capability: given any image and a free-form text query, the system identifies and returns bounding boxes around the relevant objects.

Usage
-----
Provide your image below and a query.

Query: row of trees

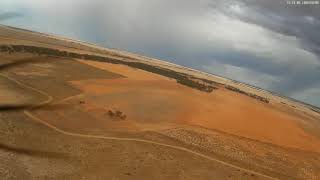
[225,85,269,103]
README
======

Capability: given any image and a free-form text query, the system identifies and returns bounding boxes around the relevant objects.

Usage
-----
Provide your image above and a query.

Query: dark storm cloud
[221,0,320,58]
[1,0,319,106]
[212,0,320,96]
[240,1,320,55]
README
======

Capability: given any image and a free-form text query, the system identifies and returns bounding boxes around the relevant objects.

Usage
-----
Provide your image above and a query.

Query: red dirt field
[72,60,320,153]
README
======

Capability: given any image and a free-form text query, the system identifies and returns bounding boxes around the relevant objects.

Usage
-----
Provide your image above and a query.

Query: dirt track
[0,72,277,180]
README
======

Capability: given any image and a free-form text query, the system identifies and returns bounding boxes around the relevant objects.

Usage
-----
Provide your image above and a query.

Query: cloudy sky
[1,0,320,107]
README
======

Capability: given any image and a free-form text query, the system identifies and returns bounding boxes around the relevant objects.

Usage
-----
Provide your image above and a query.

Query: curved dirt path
[0,73,279,180]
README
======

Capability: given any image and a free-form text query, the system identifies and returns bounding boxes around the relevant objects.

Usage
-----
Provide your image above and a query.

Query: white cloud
[191,12,320,67]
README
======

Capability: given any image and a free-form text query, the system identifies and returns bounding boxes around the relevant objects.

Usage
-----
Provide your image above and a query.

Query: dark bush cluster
[107,109,126,120]
[225,85,269,103]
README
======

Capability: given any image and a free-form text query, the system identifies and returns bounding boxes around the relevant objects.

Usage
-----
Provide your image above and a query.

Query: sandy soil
[74,60,320,153]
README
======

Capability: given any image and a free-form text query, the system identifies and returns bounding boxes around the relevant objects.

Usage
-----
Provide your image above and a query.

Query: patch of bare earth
[75,60,320,154]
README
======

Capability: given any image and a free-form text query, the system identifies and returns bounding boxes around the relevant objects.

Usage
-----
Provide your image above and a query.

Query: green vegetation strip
[0,44,217,92]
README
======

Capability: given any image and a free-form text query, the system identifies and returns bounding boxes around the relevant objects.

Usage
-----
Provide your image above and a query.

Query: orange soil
[72,60,320,153]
